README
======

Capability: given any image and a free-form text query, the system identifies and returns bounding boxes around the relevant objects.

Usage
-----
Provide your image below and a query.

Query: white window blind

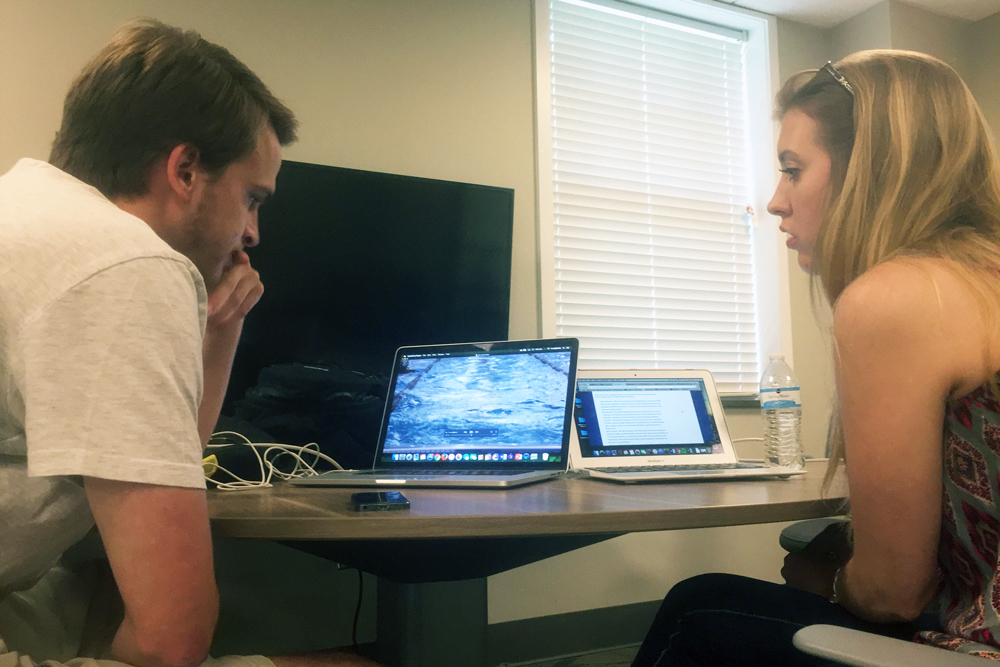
[548,0,760,394]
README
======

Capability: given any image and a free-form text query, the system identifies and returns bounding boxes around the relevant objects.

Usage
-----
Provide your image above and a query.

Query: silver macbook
[569,369,805,483]
[290,338,579,488]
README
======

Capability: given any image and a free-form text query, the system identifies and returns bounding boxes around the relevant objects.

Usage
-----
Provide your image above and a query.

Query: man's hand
[199,250,263,444]
[206,250,264,333]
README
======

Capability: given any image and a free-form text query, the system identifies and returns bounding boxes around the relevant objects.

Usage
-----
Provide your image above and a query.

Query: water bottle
[760,353,804,470]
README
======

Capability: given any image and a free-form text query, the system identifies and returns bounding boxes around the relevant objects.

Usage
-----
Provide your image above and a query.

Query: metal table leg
[375,577,488,667]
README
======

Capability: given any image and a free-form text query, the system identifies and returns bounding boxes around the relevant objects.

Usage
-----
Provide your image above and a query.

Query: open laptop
[569,369,805,483]
[290,338,579,488]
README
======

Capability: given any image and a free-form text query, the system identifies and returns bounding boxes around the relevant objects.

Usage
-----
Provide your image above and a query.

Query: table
[208,461,846,667]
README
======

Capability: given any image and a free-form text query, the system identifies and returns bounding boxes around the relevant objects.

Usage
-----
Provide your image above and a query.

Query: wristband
[829,566,844,604]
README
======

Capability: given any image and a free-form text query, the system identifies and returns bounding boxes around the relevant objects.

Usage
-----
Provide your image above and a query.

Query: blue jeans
[630,573,940,667]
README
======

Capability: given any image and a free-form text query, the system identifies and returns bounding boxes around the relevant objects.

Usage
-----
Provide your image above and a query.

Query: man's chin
[209,267,227,290]
[192,261,224,292]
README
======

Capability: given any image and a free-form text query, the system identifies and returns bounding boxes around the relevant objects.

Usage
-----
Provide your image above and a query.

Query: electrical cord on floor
[353,569,364,650]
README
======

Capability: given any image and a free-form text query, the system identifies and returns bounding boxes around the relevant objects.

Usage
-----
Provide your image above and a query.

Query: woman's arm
[831,260,987,622]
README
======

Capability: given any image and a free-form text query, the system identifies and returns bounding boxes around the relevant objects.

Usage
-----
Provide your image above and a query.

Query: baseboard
[486,600,659,665]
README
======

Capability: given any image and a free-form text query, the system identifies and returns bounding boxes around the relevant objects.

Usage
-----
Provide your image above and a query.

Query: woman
[631,50,1000,666]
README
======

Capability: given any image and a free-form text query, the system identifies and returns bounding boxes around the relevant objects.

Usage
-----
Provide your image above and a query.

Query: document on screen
[590,390,705,447]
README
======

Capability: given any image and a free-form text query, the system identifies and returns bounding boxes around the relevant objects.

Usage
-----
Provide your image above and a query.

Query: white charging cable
[205,430,346,491]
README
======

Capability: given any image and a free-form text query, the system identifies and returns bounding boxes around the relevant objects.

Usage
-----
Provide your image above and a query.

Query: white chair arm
[792,624,990,666]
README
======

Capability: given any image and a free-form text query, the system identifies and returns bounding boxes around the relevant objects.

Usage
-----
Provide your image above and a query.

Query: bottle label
[760,387,800,409]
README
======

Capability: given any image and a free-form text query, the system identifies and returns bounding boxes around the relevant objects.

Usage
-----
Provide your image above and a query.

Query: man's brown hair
[50,19,297,198]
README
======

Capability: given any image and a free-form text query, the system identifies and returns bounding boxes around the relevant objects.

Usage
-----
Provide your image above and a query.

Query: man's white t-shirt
[0,159,208,596]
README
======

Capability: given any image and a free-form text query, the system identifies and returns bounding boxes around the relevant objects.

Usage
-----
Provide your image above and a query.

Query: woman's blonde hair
[776,50,1000,489]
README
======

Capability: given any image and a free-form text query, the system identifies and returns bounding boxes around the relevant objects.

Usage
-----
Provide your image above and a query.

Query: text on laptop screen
[379,345,573,464]
[574,378,724,458]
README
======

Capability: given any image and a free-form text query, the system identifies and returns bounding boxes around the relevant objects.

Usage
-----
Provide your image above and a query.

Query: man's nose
[243,217,260,248]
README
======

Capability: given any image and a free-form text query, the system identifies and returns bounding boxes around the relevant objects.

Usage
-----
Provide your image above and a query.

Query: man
[0,19,379,667]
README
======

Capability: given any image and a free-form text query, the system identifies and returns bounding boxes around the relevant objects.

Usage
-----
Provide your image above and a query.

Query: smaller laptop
[569,369,805,483]
[290,337,579,488]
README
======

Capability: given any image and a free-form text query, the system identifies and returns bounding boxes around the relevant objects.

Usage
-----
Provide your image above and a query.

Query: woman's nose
[767,187,788,218]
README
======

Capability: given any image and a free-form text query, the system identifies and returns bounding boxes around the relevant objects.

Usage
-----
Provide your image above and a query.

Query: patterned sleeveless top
[917,382,1000,658]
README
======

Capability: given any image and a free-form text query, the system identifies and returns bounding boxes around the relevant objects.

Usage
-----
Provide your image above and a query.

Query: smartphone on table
[351,491,410,512]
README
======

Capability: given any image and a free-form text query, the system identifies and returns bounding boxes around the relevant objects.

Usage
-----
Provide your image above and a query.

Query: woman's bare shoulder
[834,257,995,391]
[835,259,947,331]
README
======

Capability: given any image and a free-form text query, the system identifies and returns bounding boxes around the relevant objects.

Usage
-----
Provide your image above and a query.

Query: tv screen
[223,160,515,410]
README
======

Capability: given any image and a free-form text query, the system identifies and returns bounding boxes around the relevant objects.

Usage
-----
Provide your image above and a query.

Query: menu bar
[592,446,713,457]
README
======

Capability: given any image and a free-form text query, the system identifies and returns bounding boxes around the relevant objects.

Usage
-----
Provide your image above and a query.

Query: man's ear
[164,143,203,201]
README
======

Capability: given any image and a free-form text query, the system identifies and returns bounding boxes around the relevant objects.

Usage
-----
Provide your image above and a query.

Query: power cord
[732,437,766,463]
[732,437,826,462]
[353,569,363,650]
[204,430,346,490]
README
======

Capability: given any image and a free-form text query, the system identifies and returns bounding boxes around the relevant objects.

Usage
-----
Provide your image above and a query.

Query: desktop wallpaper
[383,351,571,453]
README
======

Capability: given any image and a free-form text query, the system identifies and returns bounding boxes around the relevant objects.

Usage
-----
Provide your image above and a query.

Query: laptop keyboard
[596,461,766,473]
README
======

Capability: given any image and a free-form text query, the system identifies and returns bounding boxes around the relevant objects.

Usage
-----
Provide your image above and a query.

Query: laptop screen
[377,340,577,468]
[574,377,724,459]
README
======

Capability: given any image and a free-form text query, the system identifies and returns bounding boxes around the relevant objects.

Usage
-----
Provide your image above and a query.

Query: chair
[779,517,848,553]
[793,624,993,666]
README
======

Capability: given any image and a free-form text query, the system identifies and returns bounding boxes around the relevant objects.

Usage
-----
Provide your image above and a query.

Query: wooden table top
[208,460,847,540]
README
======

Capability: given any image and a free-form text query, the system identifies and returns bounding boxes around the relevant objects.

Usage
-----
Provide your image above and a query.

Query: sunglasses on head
[820,61,854,97]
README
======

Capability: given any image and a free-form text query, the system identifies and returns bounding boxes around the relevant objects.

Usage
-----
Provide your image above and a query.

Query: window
[534,0,786,395]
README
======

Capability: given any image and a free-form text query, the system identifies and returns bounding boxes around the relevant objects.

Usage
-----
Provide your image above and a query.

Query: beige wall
[831,1,891,59]
[828,0,981,80]
[888,1,973,80]
[968,13,1000,139]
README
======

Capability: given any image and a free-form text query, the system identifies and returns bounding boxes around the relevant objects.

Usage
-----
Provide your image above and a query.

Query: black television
[223,160,515,411]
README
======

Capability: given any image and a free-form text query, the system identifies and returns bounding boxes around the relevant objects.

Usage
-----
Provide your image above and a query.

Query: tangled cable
[205,430,345,491]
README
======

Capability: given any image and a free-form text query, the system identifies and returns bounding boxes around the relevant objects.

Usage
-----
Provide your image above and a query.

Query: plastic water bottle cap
[769,353,785,361]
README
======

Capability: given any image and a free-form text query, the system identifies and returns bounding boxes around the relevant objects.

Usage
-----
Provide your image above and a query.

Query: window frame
[532,0,791,395]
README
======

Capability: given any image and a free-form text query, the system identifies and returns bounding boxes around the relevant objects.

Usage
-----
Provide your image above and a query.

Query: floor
[499,643,641,667]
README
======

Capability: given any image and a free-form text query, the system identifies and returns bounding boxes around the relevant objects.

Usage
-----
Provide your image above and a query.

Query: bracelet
[829,566,844,604]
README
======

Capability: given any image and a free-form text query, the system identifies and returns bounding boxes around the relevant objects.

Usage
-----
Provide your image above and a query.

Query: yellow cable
[202,454,219,477]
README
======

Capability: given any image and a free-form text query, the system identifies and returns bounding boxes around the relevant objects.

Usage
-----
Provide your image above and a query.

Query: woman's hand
[782,521,852,598]
[781,552,839,598]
